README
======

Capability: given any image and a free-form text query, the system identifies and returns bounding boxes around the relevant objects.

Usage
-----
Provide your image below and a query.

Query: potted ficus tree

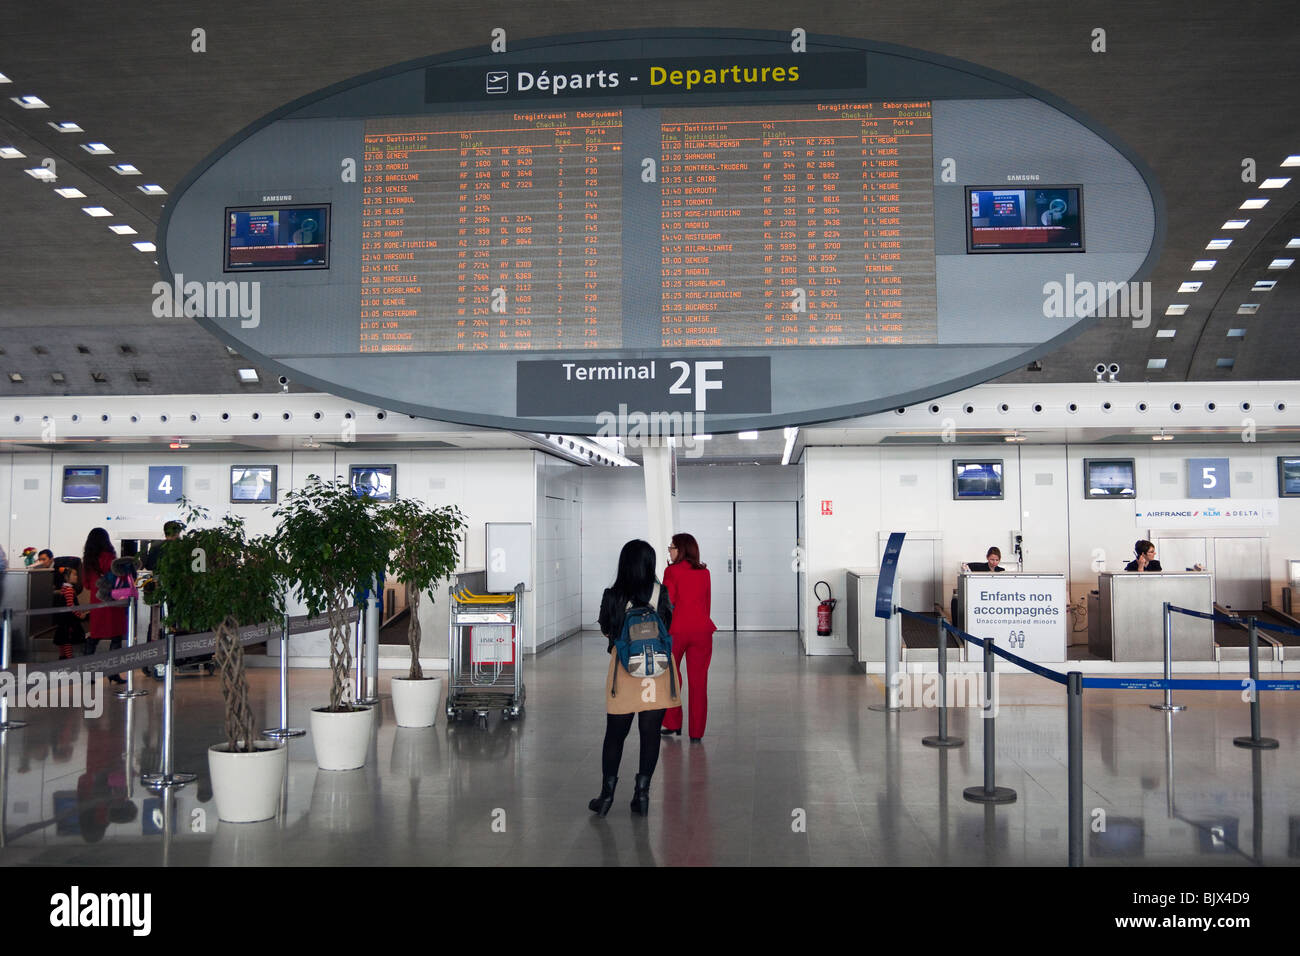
[273,475,394,770]
[386,498,466,727]
[149,501,286,823]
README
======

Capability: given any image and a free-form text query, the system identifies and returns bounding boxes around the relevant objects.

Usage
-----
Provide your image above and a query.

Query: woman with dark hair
[82,528,127,684]
[661,532,716,742]
[1125,540,1162,572]
[590,539,679,817]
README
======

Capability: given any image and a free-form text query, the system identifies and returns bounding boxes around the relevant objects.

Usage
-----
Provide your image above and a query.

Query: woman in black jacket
[1125,540,1163,572]
[590,539,679,817]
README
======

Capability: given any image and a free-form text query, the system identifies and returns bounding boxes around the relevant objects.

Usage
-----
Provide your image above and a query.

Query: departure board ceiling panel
[159,30,1160,434]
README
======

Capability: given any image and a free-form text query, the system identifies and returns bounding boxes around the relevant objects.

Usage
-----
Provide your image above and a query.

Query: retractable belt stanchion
[363,582,380,704]
[115,593,147,700]
[1150,601,1186,712]
[0,609,27,731]
[1233,617,1279,750]
[1067,671,1083,867]
[264,612,304,739]
[922,617,963,748]
[142,605,196,790]
[963,637,1015,805]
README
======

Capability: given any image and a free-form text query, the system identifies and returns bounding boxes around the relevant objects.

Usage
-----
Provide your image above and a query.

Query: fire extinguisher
[815,581,836,636]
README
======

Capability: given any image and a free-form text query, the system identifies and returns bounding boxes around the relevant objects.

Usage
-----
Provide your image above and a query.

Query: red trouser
[662,630,713,738]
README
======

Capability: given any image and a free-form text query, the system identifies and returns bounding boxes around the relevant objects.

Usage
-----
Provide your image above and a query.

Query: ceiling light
[1177,281,1201,293]
[1165,304,1188,316]
[24,166,56,181]
[1216,358,1234,368]
[1288,238,1300,249]
[738,431,759,440]
[1152,429,1173,441]
[1252,279,1276,291]
[109,163,140,175]
[1221,220,1249,230]
[81,206,111,217]
[132,241,156,252]
[0,73,10,83]
[1004,431,1025,443]
[0,146,24,159]
[237,368,259,383]
[781,426,798,467]
[50,371,65,383]
[11,95,48,109]
[169,440,189,449]
[108,224,137,235]
[54,187,85,198]
[1239,198,1268,210]
[1227,329,1246,338]
[90,371,107,383]
[1260,178,1290,189]
[1190,260,1216,271]
[48,121,81,133]
[1156,329,1176,338]
[1205,239,1232,250]
[1283,156,1300,167]
[138,184,166,196]
[8,372,22,383]
[691,434,713,441]
[80,142,113,155]
[1237,303,1259,315]
[1268,258,1293,270]
[1147,359,1167,370]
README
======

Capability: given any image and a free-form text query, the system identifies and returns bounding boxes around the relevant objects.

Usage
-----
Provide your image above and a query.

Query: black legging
[601,710,666,778]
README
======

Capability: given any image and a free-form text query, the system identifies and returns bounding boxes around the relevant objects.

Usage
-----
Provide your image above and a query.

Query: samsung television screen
[230,465,278,503]
[1278,457,1300,498]
[967,186,1084,252]
[953,460,1004,500]
[350,464,396,501]
[62,466,108,503]
[1085,458,1136,499]
[225,204,330,271]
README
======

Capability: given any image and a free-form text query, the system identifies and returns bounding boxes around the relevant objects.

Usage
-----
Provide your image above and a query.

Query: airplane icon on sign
[486,71,509,94]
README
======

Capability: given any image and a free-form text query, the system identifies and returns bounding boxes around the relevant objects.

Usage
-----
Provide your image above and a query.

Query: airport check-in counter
[1,568,58,657]
[845,568,901,666]
[959,572,1067,663]
[1093,572,1214,661]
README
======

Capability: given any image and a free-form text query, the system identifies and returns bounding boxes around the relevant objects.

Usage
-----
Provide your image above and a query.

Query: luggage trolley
[446,581,525,728]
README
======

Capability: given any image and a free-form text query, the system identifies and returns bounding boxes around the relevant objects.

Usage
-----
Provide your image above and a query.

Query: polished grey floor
[1,631,1296,866]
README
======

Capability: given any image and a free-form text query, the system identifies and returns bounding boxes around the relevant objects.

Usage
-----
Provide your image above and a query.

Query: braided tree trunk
[214,615,257,751]
[326,600,354,711]
[407,587,422,680]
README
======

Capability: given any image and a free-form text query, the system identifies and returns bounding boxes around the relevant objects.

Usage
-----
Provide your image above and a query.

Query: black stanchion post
[1233,617,1279,750]
[1150,601,1185,712]
[963,637,1015,805]
[264,612,304,739]
[923,617,963,748]
[1068,671,1083,867]
[142,610,197,790]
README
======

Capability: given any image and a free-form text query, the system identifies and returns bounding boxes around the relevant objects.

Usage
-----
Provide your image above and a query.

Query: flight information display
[360,100,936,353]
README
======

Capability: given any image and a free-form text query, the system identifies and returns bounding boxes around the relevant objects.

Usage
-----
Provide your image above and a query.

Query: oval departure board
[160,30,1160,434]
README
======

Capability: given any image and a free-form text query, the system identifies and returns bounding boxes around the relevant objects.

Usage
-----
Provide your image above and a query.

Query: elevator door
[677,501,735,631]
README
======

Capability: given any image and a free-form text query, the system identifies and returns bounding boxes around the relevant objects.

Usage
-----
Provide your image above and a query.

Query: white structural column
[641,443,678,575]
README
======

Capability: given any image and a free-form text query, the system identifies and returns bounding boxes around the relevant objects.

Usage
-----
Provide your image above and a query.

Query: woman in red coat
[82,527,127,684]
[661,532,717,741]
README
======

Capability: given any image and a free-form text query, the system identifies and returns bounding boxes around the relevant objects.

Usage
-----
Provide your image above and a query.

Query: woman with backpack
[82,528,127,684]
[660,532,717,741]
[590,539,680,817]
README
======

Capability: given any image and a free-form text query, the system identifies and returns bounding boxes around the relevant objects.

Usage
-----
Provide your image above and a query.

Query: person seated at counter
[965,547,1005,572]
[1124,539,1163,572]
[34,549,54,569]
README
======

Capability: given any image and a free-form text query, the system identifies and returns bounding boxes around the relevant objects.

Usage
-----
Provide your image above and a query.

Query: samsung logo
[261,194,292,202]
[1005,174,1041,181]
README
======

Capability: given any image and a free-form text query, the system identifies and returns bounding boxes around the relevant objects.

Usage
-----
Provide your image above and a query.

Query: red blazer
[663,562,715,638]
[85,550,128,640]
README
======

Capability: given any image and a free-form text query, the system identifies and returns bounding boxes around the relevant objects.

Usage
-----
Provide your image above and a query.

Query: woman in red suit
[82,527,127,685]
[661,532,716,741]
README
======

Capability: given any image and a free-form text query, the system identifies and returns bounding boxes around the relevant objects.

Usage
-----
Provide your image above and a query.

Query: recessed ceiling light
[1216,358,1235,369]
[1268,258,1294,270]
[691,434,713,441]
[1237,303,1259,315]
[1165,304,1188,316]
[1227,329,1246,338]
[237,368,259,383]
[1190,260,1215,271]
[225,346,239,356]
[1155,329,1176,338]
[50,371,65,383]
[54,187,85,198]
[90,371,108,383]
[1177,281,1201,293]
[8,372,23,383]
[24,166,56,181]
[108,163,140,175]
[80,142,113,155]
[1283,156,1300,168]
[132,241,156,252]
[48,121,82,133]
[1239,198,1268,210]
[108,224,137,235]
[1288,238,1300,249]
[1260,178,1290,189]
[0,73,10,83]
[1205,239,1232,250]
[737,431,759,440]
[1222,220,1249,230]
[0,146,24,159]
[82,207,113,218]
[11,95,48,109]
[137,184,166,196]
[1146,359,1167,369]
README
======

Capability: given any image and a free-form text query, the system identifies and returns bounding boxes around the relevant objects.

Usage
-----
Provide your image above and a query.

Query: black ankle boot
[630,773,651,815]
[588,776,618,817]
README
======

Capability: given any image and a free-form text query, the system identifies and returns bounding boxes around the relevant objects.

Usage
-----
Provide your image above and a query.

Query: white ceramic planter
[390,676,442,728]
[309,706,374,771]
[207,741,286,823]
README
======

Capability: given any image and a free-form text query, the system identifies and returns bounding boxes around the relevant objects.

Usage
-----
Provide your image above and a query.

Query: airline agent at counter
[1124,539,1163,572]
[966,547,1006,572]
